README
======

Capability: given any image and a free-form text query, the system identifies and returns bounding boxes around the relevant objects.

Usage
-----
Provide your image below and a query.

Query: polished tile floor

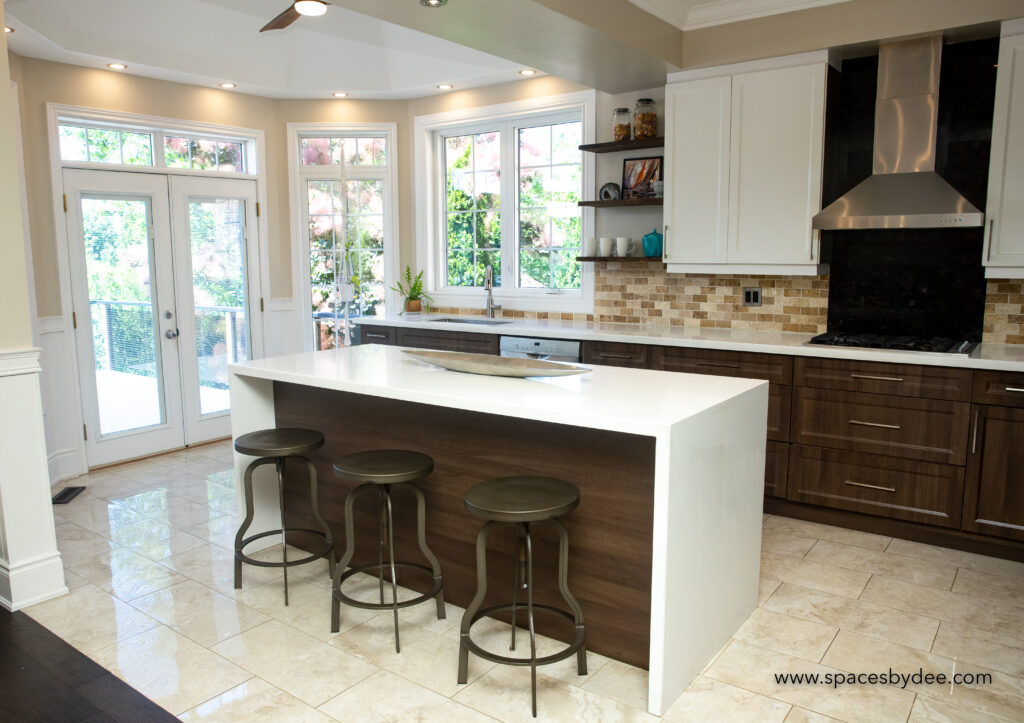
[33,441,1024,722]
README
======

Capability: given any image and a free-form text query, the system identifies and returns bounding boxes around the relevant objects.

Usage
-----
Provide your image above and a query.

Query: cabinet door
[582,341,650,369]
[963,405,1024,541]
[396,328,498,355]
[728,63,826,265]
[663,76,731,264]
[984,32,1024,271]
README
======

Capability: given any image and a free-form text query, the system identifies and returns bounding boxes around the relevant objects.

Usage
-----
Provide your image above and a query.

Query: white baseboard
[0,551,68,611]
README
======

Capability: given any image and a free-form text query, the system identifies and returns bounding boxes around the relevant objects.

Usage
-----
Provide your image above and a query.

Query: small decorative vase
[405,299,422,313]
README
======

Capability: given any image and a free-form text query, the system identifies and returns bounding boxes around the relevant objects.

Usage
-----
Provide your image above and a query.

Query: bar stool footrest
[235,529,333,568]
[461,603,586,667]
[333,562,443,610]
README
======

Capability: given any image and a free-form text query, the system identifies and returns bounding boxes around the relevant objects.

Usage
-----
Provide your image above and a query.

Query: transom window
[300,136,387,167]
[57,121,253,174]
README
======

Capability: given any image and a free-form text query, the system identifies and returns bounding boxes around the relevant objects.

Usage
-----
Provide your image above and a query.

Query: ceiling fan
[260,1,329,32]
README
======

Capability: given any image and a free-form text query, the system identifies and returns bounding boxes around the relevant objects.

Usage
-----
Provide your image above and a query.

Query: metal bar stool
[457,476,587,718]
[330,449,445,652]
[233,428,335,605]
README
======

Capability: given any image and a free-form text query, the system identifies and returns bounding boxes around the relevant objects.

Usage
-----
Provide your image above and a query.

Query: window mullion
[500,119,516,290]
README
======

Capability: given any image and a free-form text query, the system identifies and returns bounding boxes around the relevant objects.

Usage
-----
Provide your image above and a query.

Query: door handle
[851,373,903,383]
[848,419,900,430]
[165,328,180,339]
[844,480,896,493]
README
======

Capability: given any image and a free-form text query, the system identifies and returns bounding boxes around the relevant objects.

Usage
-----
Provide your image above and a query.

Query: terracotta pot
[405,299,422,313]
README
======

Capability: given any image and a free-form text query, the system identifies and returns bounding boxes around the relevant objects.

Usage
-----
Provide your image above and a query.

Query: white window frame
[414,91,596,314]
[287,122,400,351]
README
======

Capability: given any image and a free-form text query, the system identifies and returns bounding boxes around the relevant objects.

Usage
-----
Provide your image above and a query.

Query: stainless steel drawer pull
[850,374,903,383]
[365,333,389,339]
[1005,386,1024,393]
[696,361,741,369]
[848,419,901,430]
[597,352,634,360]
[844,480,896,493]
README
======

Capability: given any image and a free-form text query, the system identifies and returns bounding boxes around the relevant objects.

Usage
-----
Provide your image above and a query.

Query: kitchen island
[228,344,768,715]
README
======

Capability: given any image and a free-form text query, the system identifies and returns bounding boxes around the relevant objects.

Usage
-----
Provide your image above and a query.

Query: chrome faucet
[484,265,501,319]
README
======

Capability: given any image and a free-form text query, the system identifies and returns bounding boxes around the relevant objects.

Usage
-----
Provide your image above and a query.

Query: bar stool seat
[331,449,445,652]
[233,428,334,606]
[458,476,587,718]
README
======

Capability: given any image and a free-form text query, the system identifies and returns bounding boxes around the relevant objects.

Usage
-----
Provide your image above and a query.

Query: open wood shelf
[578,137,665,154]
[578,198,663,208]
[577,256,663,262]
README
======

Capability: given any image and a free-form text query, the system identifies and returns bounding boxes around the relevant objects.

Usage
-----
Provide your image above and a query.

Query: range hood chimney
[812,35,983,230]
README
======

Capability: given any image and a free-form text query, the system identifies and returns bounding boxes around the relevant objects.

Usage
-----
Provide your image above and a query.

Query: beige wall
[680,0,1024,68]
[0,4,34,351]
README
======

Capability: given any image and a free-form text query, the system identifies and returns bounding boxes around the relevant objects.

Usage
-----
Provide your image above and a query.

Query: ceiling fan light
[3,26,13,34]
[294,0,328,16]
[421,0,448,6]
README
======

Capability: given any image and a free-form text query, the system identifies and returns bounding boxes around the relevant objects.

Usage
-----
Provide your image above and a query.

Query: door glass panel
[188,198,248,416]
[81,197,165,436]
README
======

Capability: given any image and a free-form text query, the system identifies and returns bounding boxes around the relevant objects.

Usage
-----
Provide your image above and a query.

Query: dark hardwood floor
[0,609,177,722]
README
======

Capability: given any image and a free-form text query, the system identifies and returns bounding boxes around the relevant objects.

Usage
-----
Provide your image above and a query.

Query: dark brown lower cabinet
[765,441,789,498]
[787,444,965,528]
[358,326,397,345]
[962,405,1024,541]
[582,341,650,368]
[395,328,499,355]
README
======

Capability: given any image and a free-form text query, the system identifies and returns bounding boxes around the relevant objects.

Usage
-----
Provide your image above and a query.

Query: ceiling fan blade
[260,5,301,32]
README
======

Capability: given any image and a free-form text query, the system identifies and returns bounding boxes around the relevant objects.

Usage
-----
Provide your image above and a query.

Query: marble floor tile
[180,677,335,722]
[115,460,193,485]
[183,514,240,551]
[785,707,839,722]
[107,517,209,561]
[91,625,252,716]
[760,551,871,599]
[762,515,891,551]
[454,664,658,722]
[175,476,237,511]
[761,531,816,558]
[580,658,649,711]
[161,543,280,596]
[822,631,1024,722]
[167,454,232,478]
[202,466,237,486]
[65,546,188,601]
[803,539,958,590]
[930,621,1024,678]
[663,676,790,723]
[859,576,1024,641]
[55,496,148,537]
[128,579,270,647]
[951,567,1024,607]
[332,613,488,697]
[907,695,1010,722]
[733,608,838,662]
[113,488,225,529]
[763,582,940,652]
[24,584,160,657]
[54,521,117,562]
[62,567,90,590]
[319,669,493,722]
[758,577,782,606]
[236,577,373,641]
[885,538,1024,581]
[212,620,377,707]
[704,640,916,723]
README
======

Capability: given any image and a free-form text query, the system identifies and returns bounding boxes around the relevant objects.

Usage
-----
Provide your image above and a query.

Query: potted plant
[391,265,432,314]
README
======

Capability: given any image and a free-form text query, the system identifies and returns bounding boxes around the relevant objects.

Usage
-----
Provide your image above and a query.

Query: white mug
[598,237,614,257]
[615,237,633,257]
[582,237,597,257]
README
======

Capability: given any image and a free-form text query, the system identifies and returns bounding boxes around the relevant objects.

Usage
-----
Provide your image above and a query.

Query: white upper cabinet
[663,52,831,275]
[984,26,1024,277]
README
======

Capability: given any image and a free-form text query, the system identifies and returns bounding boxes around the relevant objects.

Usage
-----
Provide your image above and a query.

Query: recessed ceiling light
[421,0,448,7]
[519,69,537,76]
[437,83,454,90]
[219,82,237,89]
[294,0,328,16]
[332,92,349,98]
[3,26,13,34]
[107,63,127,70]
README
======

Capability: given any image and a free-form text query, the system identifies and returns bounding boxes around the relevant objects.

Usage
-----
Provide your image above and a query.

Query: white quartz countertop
[228,345,766,437]
[353,316,1024,371]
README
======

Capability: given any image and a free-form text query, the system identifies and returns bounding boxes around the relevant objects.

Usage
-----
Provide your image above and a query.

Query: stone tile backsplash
[429,268,1024,345]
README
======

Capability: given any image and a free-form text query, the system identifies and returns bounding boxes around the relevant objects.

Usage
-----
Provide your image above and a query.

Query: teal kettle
[642,228,663,257]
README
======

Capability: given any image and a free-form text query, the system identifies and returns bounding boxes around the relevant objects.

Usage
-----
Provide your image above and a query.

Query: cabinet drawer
[582,341,650,369]
[358,326,396,345]
[790,387,970,465]
[765,440,789,498]
[787,445,964,528]
[396,329,499,355]
[795,357,973,401]
[653,347,792,384]
[972,371,1024,408]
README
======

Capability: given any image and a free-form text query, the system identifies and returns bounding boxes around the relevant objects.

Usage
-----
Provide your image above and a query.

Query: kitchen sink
[429,317,512,326]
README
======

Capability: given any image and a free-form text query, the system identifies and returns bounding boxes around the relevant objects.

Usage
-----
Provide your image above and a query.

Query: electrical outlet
[742,287,762,306]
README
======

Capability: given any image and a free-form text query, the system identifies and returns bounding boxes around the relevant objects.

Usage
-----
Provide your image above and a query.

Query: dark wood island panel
[273,381,656,669]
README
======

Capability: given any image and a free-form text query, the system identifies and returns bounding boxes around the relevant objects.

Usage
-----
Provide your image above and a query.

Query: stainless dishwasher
[499,336,581,363]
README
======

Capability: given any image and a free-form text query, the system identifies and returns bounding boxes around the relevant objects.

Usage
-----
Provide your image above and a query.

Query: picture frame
[621,156,663,200]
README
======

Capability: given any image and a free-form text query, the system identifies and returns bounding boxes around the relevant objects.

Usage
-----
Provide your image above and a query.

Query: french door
[63,169,261,465]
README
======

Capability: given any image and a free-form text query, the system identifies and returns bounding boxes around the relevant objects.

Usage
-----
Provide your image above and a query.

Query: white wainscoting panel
[37,316,87,483]
[266,298,303,357]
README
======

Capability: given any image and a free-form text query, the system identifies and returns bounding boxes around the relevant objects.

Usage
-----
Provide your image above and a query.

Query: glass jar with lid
[633,98,657,139]
[612,107,631,142]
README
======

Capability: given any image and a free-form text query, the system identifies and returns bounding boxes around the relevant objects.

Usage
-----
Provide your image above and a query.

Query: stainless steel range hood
[812,35,984,230]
